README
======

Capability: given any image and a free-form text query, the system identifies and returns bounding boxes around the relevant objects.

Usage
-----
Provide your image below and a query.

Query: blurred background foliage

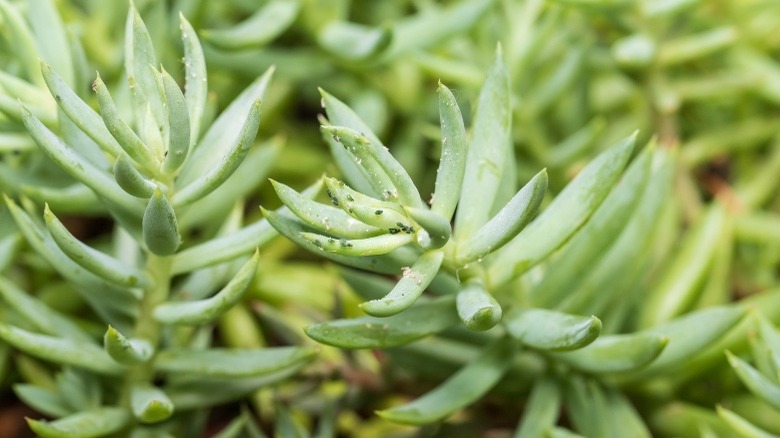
[1,0,780,436]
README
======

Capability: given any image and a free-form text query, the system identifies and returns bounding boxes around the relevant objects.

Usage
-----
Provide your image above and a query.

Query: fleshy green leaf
[203,0,300,49]
[44,204,150,288]
[93,74,159,172]
[716,405,776,438]
[726,351,780,410]
[455,47,511,238]
[161,68,190,175]
[456,282,503,332]
[26,407,131,438]
[322,176,410,231]
[403,207,452,250]
[41,62,122,157]
[489,133,636,285]
[155,346,316,378]
[360,250,444,317]
[20,105,145,217]
[154,251,259,325]
[558,148,675,315]
[0,276,93,343]
[306,296,458,348]
[131,385,174,424]
[4,196,139,326]
[431,82,467,220]
[165,366,305,410]
[455,169,547,265]
[382,0,495,60]
[173,99,261,206]
[0,323,123,375]
[627,305,746,379]
[143,188,181,256]
[179,14,207,144]
[113,154,156,198]
[377,337,512,425]
[125,5,164,138]
[302,230,414,256]
[638,204,727,328]
[28,0,72,86]
[103,325,153,365]
[532,145,653,308]
[319,88,384,197]
[506,308,601,351]
[0,0,41,84]
[323,125,422,207]
[179,138,282,229]
[318,21,392,61]
[179,68,273,185]
[515,377,561,438]
[271,179,382,239]
[551,332,668,373]
[14,384,71,417]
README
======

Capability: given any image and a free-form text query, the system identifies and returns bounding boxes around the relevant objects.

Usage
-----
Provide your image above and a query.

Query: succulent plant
[0,4,317,436]
[1,0,780,437]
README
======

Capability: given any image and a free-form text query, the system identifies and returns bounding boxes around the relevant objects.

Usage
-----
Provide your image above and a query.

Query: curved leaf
[131,385,174,424]
[377,337,512,425]
[551,332,668,373]
[0,323,123,375]
[456,282,503,332]
[306,296,458,349]
[361,250,444,317]
[173,99,261,206]
[103,325,153,365]
[431,82,467,220]
[455,169,547,265]
[143,188,181,256]
[154,251,259,325]
[45,204,150,288]
[489,133,636,285]
[455,47,511,238]
[27,407,130,438]
[506,308,601,351]
[155,346,317,378]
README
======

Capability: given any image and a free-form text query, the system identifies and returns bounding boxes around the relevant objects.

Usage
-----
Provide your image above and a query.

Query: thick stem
[120,253,173,406]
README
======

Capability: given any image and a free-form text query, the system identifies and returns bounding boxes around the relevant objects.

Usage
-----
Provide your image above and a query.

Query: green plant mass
[1,0,780,436]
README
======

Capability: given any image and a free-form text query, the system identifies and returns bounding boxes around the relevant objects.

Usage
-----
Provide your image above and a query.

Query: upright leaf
[455,47,511,238]
[488,133,636,285]
[431,83,467,219]
[179,14,207,144]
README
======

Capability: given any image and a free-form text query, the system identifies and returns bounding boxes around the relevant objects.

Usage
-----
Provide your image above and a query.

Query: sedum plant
[2,0,780,436]
[0,6,316,437]
[268,47,695,430]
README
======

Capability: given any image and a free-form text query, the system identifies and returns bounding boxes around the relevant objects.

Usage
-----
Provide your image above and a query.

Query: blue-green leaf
[431,82,467,220]
[131,385,174,424]
[0,323,123,375]
[154,251,259,325]
[506,308,601,351]
[173,99,261,206]
[360,250,444,317]
[377,337,512,425]
[489,133,636,284]
[455,47,511,238]
[27,407,131,438]
[143,188,181,256]
[155,346,316,378]
[306,296,458,349]
[103,325,153,365]
[203,0,300,49]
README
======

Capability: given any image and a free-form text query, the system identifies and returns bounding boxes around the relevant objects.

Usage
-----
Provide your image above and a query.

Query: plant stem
[120,253,173,406]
